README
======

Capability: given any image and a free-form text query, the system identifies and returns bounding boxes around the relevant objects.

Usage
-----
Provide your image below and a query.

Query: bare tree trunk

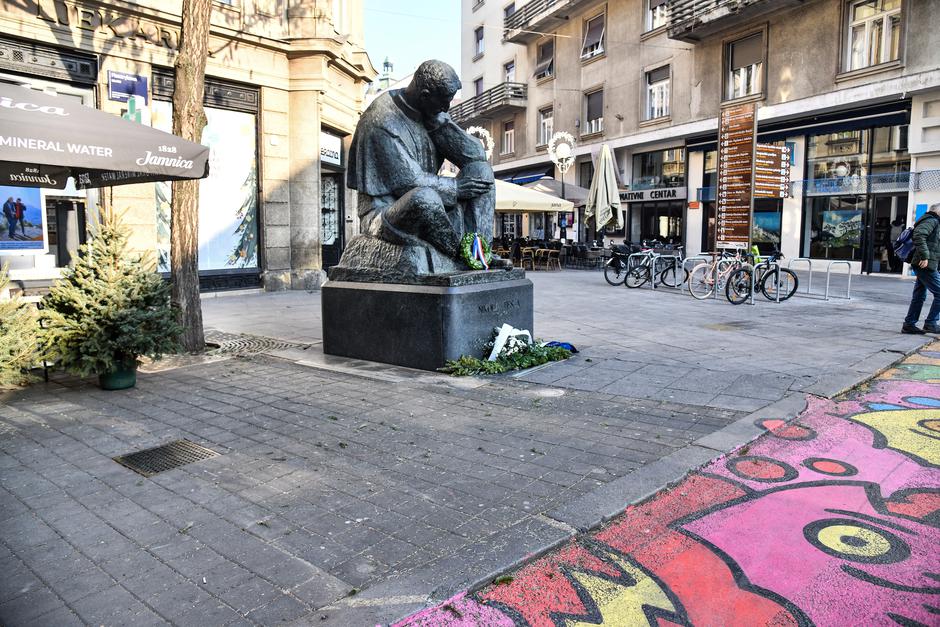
[171,0,212,352]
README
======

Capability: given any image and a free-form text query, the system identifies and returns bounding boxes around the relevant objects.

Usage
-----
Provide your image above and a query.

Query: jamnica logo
[135,150,194,169]
[0,96,69,116]
[9,172,57,185]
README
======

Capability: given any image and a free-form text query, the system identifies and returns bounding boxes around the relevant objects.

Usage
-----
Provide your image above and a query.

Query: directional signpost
[754,144,791,198]
[716,102,756,249]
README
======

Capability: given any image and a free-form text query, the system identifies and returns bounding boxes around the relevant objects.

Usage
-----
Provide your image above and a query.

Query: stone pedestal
[321,270,533,371]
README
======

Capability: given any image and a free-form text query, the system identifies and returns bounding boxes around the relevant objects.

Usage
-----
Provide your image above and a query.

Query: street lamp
[549,131,575,241]
[466,126,494,162]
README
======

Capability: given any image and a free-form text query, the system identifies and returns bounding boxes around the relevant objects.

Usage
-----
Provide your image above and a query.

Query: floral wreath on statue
[460,232,492,270]
[465,126,495,161]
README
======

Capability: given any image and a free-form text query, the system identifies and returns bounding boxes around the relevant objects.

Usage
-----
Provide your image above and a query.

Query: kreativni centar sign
[618,187,687,202]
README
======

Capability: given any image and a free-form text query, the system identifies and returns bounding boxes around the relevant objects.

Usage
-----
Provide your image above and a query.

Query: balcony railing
[450,82,527,124]
[503,0,590,44]
[667,0,803,42]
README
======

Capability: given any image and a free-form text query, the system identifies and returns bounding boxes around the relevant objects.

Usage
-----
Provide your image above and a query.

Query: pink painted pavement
[392,341,940,627]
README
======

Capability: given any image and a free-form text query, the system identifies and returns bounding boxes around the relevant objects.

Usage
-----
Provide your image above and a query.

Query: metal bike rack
[825,260,852,300]
[649,253,661,290]
[787,258,814,295]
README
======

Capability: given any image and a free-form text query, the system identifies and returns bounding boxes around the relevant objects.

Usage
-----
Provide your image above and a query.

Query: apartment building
[459,0,940,274]
[0,0,376,292]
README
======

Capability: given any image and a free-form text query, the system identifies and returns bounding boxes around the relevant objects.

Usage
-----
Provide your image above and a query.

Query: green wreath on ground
[460,232,492,270]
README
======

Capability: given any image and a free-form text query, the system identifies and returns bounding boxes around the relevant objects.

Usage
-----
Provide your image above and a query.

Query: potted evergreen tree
[40,208,181,390]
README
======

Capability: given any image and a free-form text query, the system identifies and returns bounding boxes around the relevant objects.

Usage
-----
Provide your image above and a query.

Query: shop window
[805,195,864,260]
[583,89,604,135]
[633,148,685,190]
[501,120,515,155]
[806,130,869,194]
[581,14,605,60]
[645,65,670,120]
[846,0,901,71]
[152,102,259,272]
[534,39,554,80]
[475,26,485,57]
[504,60,515,83]
[647,0,668,31]
[753,198,783,253]
[725,33,764,100]
[640,202,683,244]
[538,107,554,146]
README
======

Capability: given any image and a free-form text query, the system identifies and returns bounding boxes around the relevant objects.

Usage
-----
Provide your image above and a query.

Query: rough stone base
[291,269,327,291]
[334,234,462,280]
[322,276,534,371]
[262,270,292,292]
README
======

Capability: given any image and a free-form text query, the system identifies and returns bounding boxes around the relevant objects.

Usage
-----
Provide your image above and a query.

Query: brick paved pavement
[0,353,740,626]
[0,270,929,625]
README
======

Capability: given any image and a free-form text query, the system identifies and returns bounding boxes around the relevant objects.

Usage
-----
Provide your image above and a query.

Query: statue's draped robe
[347,90,458,229]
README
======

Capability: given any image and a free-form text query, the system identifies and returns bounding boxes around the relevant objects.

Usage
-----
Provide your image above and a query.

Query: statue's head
[405,60,461,119]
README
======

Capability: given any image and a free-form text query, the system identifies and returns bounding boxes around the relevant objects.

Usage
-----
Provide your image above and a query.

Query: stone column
[287,86,324,290]
[260,87,292,291]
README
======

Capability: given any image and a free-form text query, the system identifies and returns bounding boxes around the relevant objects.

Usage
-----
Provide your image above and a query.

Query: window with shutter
[584,90,604,135]
[581,14,605,60]
[726,33,764,100]
[647,0,668,31]
[534,40,554,80]
[646,66,670,120]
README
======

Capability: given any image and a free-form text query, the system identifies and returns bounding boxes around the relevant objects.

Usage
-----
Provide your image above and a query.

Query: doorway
[45,198,86,267]
[320,174,344,269]
[865,193,907,274]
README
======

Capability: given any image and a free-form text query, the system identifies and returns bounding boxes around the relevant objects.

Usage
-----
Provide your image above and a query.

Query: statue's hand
[424,111,450,131]
[457,176,491,199]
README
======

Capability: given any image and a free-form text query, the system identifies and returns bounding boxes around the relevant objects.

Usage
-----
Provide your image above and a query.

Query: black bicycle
[725,250,799,304]
[624,241,687,289]
[604,243,637,285]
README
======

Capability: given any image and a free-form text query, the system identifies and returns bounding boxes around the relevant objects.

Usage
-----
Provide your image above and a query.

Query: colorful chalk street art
[396,344,940,627]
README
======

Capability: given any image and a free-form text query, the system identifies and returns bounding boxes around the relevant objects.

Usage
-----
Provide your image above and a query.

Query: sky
[363,0,461,81]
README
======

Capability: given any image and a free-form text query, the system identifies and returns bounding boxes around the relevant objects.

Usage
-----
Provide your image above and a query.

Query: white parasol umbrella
[584,144,622,230]
[495,179,574,213]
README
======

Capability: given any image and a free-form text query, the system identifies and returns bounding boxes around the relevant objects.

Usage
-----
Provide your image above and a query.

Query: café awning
[0,82,209,189]
[495,179,574,213]
[524,177,590,207]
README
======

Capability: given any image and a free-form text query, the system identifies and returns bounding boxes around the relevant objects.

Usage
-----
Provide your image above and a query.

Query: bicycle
[725,249,799,304]
[604,243,637,286]
[624,241,685,289]
[687,250,750,300]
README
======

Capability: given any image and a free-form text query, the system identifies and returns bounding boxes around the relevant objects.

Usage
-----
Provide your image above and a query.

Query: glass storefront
[637,201,683,244]
[802,125,909,272]
[152,102,259,275]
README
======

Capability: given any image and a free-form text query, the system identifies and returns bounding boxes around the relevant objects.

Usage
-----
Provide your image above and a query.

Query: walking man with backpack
[901,203,940,334]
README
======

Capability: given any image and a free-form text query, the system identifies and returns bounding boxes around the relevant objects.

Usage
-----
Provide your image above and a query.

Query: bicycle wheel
[687,264,714,299]
[624,265,650,288]
[604,259,628,285]
[725,268,753,305]
[659,263,689,288]
[761,268,799,301]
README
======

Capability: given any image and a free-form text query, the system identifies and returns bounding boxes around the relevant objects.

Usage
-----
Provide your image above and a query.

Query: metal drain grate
[205,331,310,356]
[113,439,219,476]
